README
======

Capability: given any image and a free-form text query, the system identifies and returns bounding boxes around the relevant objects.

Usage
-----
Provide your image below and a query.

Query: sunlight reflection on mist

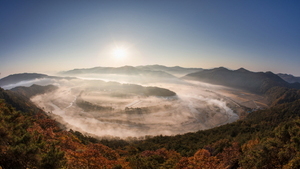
[28,74,239,139]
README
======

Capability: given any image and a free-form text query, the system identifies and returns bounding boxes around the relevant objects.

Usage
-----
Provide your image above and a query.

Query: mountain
[278,73,300,83]
[136,65,203,76]
[183,67,300,94]
[0,73,48,87]
[61,66,141,75]
[11,84,58,98]
[0,73,75,89]
[60,65,173,76]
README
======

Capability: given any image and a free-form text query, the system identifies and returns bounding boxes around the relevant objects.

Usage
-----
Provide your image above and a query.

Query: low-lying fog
[27,74,247,139]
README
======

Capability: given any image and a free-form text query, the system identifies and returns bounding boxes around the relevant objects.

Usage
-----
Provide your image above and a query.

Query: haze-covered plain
[17,70,266,139]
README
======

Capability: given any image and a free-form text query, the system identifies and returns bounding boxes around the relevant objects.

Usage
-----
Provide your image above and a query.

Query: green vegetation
[0,99,66,168]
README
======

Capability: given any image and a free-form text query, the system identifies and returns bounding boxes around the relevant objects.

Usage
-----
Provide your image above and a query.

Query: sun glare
[113,47,127,59]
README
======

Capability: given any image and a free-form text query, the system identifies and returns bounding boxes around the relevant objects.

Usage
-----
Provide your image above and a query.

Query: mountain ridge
[136,65,203,76]
[59,65,203,78]
[278,73,300,83]
[0,73,75,88]
[183,67,300,94]
[0,73,49,87]
[11,84,58,98]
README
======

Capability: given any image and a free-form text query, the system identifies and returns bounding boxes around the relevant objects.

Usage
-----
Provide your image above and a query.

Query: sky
[1,0,300,77]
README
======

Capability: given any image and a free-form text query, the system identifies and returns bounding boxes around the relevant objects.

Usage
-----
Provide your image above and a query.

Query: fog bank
[30,76,240,138]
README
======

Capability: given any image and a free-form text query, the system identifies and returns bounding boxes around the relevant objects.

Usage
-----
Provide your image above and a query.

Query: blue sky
[1,0,300,77]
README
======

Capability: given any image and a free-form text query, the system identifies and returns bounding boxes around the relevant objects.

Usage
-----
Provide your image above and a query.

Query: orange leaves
[176,142,242,169]
[36,118,59,130]
[176,149,220,169]
[217,142,241,168]
[88,143,120,160]
[191,149,220,169]
[65,143,128,169]
[66,148,112,169]
[241,139,259,152]
[27,122,43,134]
[176,157,190,169]
[128,148,181,168]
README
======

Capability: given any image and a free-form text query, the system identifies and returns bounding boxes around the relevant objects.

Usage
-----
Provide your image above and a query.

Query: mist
[72,73,184,85]
[28,74,241,139]
[2,78,62,90]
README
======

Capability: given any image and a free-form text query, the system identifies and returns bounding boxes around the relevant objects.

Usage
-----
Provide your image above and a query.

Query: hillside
[0,89,129,169]
[11,84,58,98]
[183,67,300,94]
[0,87,44,114]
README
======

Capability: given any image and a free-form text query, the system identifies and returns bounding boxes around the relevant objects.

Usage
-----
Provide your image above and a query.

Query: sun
[113,47,127,59]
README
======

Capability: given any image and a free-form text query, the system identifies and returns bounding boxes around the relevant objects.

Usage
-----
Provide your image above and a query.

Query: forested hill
[183,67,300,94]
[11,84,58,98]
[0,73,48,87]
[0,73,76,90]
[1,83,300,168]
[0,87,44,114]
[125,86,300,168]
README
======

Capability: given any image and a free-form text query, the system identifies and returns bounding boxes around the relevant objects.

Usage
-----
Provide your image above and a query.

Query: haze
[0,67,270,139]
[27,74,246,138]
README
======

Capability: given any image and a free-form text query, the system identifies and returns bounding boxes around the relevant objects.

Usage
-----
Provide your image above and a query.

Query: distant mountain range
[59,65,173,78]
[2,66,300,95]
[277,73,300,83]
[183,67,300,94]
[59,65,202,78]
[136,65,203,76]
[0,72,176,98]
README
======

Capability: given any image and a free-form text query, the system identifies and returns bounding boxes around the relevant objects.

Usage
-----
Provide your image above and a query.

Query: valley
[1,66,299,168]
[29,76,266,139]
[0,66,273,139]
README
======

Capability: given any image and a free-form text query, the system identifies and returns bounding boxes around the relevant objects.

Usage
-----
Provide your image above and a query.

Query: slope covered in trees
[11,84,58,98]
[0,90,129,169]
